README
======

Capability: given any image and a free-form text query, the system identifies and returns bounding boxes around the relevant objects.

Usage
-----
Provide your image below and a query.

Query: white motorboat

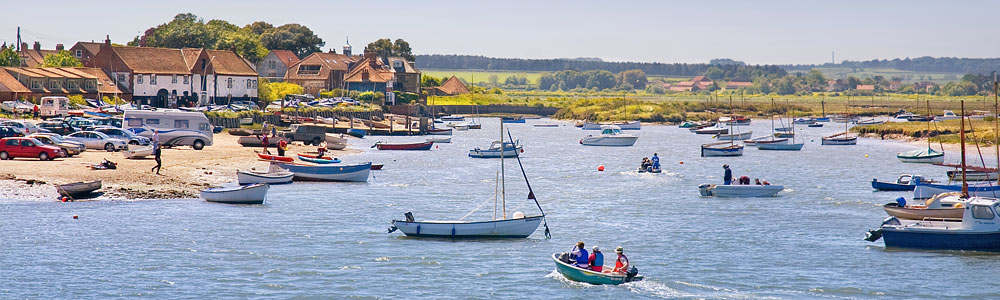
[865,196,1000,251]
[715,131,751,141]
[580,125,638,146]
[122,145,154,159]
[698,184,783,197]
[469,141,523,158]
[200,183,269,204]
[237,170,293,184]
[935,110,960,121]
[426,137,452,143]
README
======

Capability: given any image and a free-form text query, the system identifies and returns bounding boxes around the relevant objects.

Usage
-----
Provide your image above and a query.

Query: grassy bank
[852,118,1000,145]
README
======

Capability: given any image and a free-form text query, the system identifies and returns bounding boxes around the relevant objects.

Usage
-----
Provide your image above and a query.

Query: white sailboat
[702,96,744,157]
[389,120,550,239]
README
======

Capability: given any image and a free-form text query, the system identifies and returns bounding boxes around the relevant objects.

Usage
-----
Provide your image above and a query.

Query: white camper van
[122,109,213,150]
[39,96,70,118]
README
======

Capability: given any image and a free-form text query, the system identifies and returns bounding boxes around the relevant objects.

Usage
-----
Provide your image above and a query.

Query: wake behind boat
[698,183,783,197]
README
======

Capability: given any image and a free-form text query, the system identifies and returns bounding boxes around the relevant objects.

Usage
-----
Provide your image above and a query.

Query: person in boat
[723,165,732,185]
[763,180,770,186]
[651,153,660,170]
[277,138,288,157]
[612,246,629,274]
[316,145,328,158]
[640,157,651,170]
[755,178,762,185]
[570,241,589,268]
[588,246,604,272]
[739,176,750,185]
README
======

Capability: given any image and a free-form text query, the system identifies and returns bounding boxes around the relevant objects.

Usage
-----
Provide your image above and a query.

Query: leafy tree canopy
[0,46,22,67]
[366,38,414,61]
[40,50,83,67]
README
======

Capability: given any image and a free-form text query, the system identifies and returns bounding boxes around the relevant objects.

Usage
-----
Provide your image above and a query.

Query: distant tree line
[414,54,787,77]
[785,56,1000,76]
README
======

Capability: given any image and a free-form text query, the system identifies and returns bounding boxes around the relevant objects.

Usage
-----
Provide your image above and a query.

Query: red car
[0,137,65,160]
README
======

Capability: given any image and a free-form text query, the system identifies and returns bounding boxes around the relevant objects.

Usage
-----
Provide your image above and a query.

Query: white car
[94,127,151,146]
[65,131,128,152]
[0,120,44,134]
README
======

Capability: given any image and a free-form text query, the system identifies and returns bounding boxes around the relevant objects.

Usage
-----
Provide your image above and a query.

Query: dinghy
[237,170,293,184]
[427,128,453,135]
[807,123,823,128]
[56,180,102,198]
[871,174,933,191]
[758,143,804,151]
[297,153,341,164]
[743,136,788,147]
[821,132,858,145]
[374,141,434,150]
[122,145,154,159]
[426,137,452,143]
[913,181,1000,199]
[580,125,638,146]
[694,126,728,135]
[501,116,526,123]
[698,184,783,197]
[581,121,640,130]
[701,142,743,157]
[269,161,371,182]
[946,169,999,181]
[440,115,465,121]
[200,183,269,205]
[346,128,367,138]
[469,141,523,158]
[715,131,751,141]
[534,123,559,128]
[882,193,965,220]
[257,153,293,162]
[325,133,348,150]
[551,253,642,285]
[897,148,944,163]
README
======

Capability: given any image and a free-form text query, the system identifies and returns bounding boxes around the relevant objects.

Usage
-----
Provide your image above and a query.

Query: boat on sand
[237,170,293,184]
[201,183,269,205]
[56,180,102,198]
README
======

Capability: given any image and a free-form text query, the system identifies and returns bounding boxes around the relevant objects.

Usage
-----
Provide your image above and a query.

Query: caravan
[123,109,213,150]
[39,96,70,118]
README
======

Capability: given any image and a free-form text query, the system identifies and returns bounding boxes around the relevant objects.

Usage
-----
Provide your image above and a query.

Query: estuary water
[3,118,1000,299]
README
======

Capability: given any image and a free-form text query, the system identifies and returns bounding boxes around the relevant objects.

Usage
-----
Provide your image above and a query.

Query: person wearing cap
[588,246,604,272]
[723,164,733,185]
[570,241,589,268]
[612,246,629,274]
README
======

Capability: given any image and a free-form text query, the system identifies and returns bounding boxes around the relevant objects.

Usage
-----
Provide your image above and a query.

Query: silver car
[94,127,151,146]
[65,131,128,152]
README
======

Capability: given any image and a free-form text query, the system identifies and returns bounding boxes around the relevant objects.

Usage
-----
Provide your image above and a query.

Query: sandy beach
[0,133,358,201]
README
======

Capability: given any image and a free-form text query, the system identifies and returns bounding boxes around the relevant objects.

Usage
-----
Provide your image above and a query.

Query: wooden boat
[237,170,293,184]
[774,132,794,138]
[370,164,384,170]
[581,121,640,130]
[758,142,804,151]
[346,128,367,138]
[865,196,1000,251]
[715,131,751,141]
[580,125,638,146]
[807,123,823,128]
[427,128,453,135]
[871,174,933,191]
[743,136,788,147]
[469,141,523,158]
[257,153,293,162]
[200,183,269,205]
[467,122,482,129]
[694,126,728,135]
[897,148,944,163]
[228,128,253,136]
[701,142,743,157]
[821,132,857,145]
[375,141,434,150]
[501,116,526,123]
[426,137,451,143]
[551,253,642,285]
[946,169,999,181]
[297,153,341,164]
[122,145,154,159]
[882,192,964,220]
[269,161,371,182]
[698,183,783,197]
[325,133,348,150]
[238,136,286,147]
[56,180,102,198]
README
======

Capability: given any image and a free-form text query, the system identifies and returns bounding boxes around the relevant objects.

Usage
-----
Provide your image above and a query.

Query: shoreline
[861,133,1000,157]
[0,132,360,201]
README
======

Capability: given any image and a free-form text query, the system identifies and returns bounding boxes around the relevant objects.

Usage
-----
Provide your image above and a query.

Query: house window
[269,61,276,69]
[247,79,252,89]
[117,74,127,85]
[253,80,257,89]
[137,74,143,84]
[75,50,82,58]
[297,65,321,75]
[172,75,178,84]
[183,75,189,84]
[150,75,157,85]
[174,120,189,129]
[227,78,233,88]
[68,80,78,90]
[49,80,61,90]
[30,79,41,89]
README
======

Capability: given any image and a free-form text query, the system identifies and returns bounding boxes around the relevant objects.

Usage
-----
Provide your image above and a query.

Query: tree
[0,46,22,67]
[421,75,441,87]
[215,30,268,63]
[40,50,83,67]
[704,66,725,80]
[140,13,215,49]
[258,78,303,104]
[366,38,415,61]
[488,74,499,87]
[244,21,274,36]
[392,39,414,61]
[260,24,325,57]
[619,69,647,90]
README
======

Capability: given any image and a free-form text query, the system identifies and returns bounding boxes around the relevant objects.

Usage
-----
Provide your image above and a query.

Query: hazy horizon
[1,0,997,65]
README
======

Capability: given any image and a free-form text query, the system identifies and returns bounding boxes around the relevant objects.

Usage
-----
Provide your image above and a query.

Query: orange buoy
[61,197,68,202]
[72,215,78,219]
[598,165,605,171]
[679,161,684,164]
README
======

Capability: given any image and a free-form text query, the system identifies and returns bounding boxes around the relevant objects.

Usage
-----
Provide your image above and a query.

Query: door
[154,89,169,108]
[19,139,36,157]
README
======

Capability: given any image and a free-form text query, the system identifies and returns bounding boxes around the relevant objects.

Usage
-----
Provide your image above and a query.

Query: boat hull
[237,170,293,184]
[270,162,371,182]
[201,183,268,204]
[324,134,348,150]
[580,136,638,146]
[123,145,154,158]
[698,184,783,197]
[716,131,752,141]
[376,141,434,150]
[871,180,915,191]
[881,228,1000,251]
[551,253,643,285]
[947,170,999,181]
[582,121,641,130]
[469,146,524,158]
[427,128,453,135]
[391,216,543,238]
[821,137,857,145]
[897,149,944,163]
[914,182,1000,199]
[346,129,367,138]
[757,143,804,151]
[257,153,293,162]
[297,154,341,164]
[426,137,452,143]
[57,180,102,197]
[701,145,743,157]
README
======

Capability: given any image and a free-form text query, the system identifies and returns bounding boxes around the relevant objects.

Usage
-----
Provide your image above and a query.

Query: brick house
[284,51,357,95]
[70,42,104,66]
[427,76,470,96]
[16,42,63,67]
[0,67,122,101]
[344,50,395,94]
[256,50,300,82]
[386,56,420,94]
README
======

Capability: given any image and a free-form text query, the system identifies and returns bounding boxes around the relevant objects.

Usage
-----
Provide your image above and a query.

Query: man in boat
[640,157,651,170]
[570,241,589,268]
[723,164,733,185]
[755,178,762,185]
[651,153,660,170]
[612,246,629,274]
[588,246,604,272]
[277,138,288,157]
[739,176,750,185]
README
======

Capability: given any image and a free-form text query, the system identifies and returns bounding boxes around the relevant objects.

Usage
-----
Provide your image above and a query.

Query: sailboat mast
[500,118,506,220]
[770,98,775,137]
[926,99,931,150]
[729,95,734,146]
[961,100,968,197]
[995,79,999,187]
[494,170,499,220]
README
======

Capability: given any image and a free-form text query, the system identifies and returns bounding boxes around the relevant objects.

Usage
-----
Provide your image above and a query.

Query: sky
[1,0,997,65]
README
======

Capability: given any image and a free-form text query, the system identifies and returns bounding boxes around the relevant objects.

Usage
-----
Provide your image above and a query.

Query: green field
[422,69,544,86]
[810,67,963,84]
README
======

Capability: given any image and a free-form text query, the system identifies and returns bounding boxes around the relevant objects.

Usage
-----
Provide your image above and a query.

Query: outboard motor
[698,183,714,196]
[557,252,571,264]
[404,211,415,222]
[625,266,639,282]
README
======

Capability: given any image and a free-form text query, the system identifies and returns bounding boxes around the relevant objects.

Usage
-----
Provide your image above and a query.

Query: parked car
[92,117,123,128]
[28,134,83,157]
[0,137,64,160]
[67,119,98,131]
[31,133,86,151]
[64,131,128,151]
[94,127,150,145]
[0,126,25,138]
[281,124,328,146]
[0,120,44,134]
[38,121,77,135]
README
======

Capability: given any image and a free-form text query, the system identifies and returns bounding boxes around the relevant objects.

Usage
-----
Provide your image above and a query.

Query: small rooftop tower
[343,37,352,57]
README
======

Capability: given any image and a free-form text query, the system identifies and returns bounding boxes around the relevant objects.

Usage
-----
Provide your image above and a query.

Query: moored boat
[580,125,638,146]
[913,180,1000,199]
[296,153,341,164]
[551,253,642,285]
[897,148,945,163]
[743,136,788,147]
[821,132,858,145]
[346,128,367,138]
[701,142,743,157]
[269,161,372,182]
[501,116,526,123]
[201,183,269,205]
[440,115,465,121]
[374,141,434,150]
[582,121,641,130]
[882,192,964,220]
[427,128,453,135]
[865,196,1000,251]
[758,142,804,151]
[469,140,523,158]
[871,174,933,191]
[257,152,293,162]
[694,126,728,135]
[237,170,293,184]
[807,123,823,128]
[946,169,999,181]
[426,137,451,143]
[715,131,751,141]
[698,183,783,197]
[56,180,102,198]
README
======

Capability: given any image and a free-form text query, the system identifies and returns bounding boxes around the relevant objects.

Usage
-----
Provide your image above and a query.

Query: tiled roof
[285,52,357,80]
[270,50,300,66]
[385,57,420,74]
[0,69,30,93]
[856,84,875,90]
[345,57,394,83]
[112,46,191,74]
[203,49,257,76]
[75,42,103,55]
[725,81,753,88]
[74,68,123,94]
[436,76,469,95]
[0,67,122,94]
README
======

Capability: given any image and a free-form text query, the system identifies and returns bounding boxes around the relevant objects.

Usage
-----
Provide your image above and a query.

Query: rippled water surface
[4,118,1000,299]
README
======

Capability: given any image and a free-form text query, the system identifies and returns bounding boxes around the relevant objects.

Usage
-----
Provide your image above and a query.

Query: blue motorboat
[501,116,525,123]
[871,174,931,191]
[346,128,367,138]
[866,196,1000,251]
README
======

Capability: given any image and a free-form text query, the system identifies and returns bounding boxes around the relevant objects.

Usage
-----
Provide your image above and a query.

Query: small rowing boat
[374,141,434,150]
[552,253,642,285]
[269,161,372,182]
[346,128,367,138]
[370,164,384,170]
[297,153,341,164]
[257,153,293,162]
[426,137,452,143]
[201,183,269,205]
[56,180,102,198]
[427,128,453,135]
[698,183,783,197]
[237,170,293,184]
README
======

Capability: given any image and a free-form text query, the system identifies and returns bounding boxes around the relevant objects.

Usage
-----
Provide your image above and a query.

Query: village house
[69,42,104,66]
[16,42,63,67]
[256,50,300,82]
[284,49,357,95]
[89,37,258,108]
[344,50,395,95]
[426,76,470,96]
[887,81,903,91]
[386,57,421,94]
[855,84,875,91]
[670,75,713,92]
[0,66,122,101]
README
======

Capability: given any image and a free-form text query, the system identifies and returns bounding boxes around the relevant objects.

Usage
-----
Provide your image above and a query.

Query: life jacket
[589,251,603,269]
[614,254,629,272]
[571,246,589,267]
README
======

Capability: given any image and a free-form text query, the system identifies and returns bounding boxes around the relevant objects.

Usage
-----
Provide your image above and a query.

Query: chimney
[56,44,64,51]
[104,35,111,46]
[328,49,335,54]
[21,42,28,51]
[33,41,40,51]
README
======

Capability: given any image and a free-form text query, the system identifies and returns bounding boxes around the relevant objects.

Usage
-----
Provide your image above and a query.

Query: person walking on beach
[723,164,733,185]
[261,134,270,154]
[151,139,162,175]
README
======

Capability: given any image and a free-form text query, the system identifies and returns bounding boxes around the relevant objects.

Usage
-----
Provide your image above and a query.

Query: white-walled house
[90,38,258,108]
